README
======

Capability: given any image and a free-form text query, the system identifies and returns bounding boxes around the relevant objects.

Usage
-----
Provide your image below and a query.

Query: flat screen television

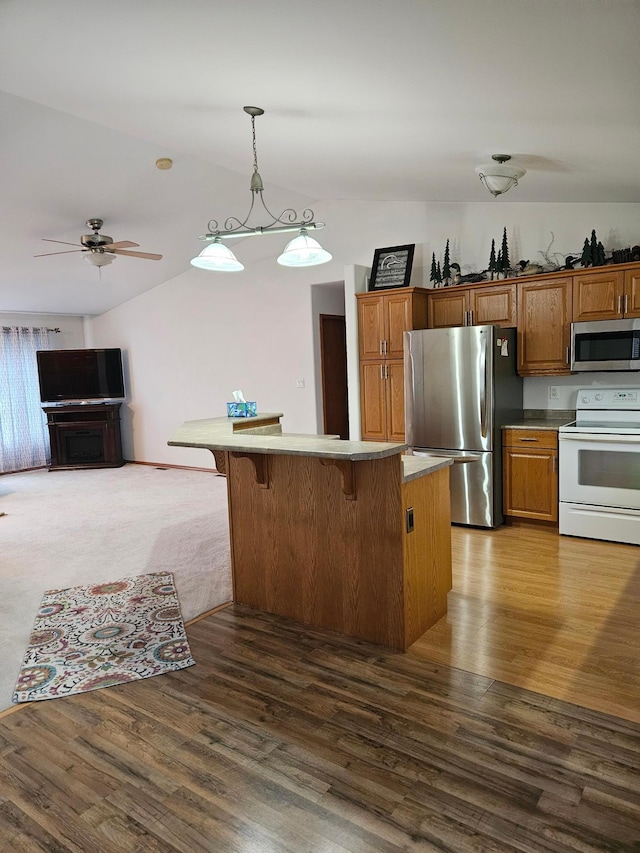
[36,348,125,403]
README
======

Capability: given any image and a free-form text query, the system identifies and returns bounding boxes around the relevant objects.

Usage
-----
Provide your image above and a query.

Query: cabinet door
[503,446,558,521]
[427,289,468,328]
[572,270,624,321]
[359,361,387,440]
[624,269,640,318]
[357,295,385,360]
[469,283,517,327]
[386,360,406,442]
[517,277,572,375]
[385,291,415,358]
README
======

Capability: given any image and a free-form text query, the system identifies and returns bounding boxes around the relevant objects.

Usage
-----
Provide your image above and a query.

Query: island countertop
[169,416,407,461]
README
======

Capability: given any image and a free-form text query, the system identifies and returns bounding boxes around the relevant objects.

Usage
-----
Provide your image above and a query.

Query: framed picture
[368,244,415,291]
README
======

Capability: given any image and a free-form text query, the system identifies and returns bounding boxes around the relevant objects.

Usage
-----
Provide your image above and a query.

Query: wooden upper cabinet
[358,294,386,360]
[517,277,572,375]
[572,269,625,321]
[428,282,516,328]
[624,269,640,318]
[357,287,428,361]
[427,289,467,328]
[469,283,517,327]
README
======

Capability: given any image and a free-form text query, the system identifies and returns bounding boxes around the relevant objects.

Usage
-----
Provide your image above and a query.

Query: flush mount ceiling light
[476,154,526,197]
[190,106,332,272]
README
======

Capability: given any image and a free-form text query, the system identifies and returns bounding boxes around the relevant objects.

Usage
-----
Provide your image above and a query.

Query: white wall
[0,312,85,350]
[524,373,640,412]
[88,200,640,462]
[89,260,322,466]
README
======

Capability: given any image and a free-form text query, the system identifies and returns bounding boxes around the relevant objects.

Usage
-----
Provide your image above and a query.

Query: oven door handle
[560,432,640,444]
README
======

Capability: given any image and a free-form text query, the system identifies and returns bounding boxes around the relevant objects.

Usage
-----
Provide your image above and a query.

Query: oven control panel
[577,388,640,410]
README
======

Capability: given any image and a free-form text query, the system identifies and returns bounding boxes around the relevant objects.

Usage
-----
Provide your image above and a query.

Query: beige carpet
[0,464,232,713]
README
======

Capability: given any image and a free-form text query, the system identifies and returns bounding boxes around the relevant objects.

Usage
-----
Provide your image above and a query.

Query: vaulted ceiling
[1,0,639,315]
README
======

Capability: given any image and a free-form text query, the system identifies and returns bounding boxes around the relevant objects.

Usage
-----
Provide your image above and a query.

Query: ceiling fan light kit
[35,218,163,265]
[191,106,332,272]
[476,154,526,197]
[84,250,115,267]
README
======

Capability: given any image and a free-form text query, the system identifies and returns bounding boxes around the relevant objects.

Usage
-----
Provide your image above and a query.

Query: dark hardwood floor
[2,604,640,852]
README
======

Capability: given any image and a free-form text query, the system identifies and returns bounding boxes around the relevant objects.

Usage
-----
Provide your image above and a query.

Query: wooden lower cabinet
[360,359,405,442]
[502,428,558,522]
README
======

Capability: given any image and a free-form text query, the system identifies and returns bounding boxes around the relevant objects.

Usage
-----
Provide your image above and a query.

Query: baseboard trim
[185,601,233,626]
[0,465,48,476]
[126,460,220,474]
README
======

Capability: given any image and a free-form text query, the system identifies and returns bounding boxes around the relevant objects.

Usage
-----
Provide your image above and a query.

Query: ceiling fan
[35,218,163,266]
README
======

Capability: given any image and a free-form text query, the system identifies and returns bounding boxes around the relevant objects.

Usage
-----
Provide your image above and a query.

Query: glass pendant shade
[84,251,115,267]
[475,157,526,198]
[190,238,244,272]
[277,229,332,267]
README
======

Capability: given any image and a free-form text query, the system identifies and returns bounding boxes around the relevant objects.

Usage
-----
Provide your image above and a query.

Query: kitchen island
[169,416,452,650]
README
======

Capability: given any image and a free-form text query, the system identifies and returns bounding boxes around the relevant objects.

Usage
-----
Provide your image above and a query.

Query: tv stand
[43,403,124,471]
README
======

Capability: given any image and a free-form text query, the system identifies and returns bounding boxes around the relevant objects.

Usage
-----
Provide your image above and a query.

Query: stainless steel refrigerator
[404,325,522,528]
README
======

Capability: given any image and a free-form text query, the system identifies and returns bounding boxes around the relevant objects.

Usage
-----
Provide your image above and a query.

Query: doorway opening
[319,314,349,439]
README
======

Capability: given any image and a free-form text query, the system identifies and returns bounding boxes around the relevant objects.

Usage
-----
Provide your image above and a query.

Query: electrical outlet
[296,378,305,389]
[549,385,559,400]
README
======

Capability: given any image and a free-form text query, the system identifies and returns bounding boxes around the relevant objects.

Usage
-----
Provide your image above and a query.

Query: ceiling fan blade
[103,241,140,250]
[111,249,163,260]
[34,249,84,257]
[42,239,82,247]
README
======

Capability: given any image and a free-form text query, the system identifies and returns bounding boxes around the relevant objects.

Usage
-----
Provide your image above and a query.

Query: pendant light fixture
[476,154,526,197]
[191,106,332,272]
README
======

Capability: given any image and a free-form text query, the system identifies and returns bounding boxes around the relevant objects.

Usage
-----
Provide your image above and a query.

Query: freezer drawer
[412,449,501,528]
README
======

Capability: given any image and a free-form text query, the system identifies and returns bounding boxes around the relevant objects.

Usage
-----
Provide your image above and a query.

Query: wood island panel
[227,452,407,648]
[402,465,451,648]
[224,450,452,650]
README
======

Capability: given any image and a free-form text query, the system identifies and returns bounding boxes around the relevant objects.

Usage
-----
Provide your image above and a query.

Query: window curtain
[0,326,52,473]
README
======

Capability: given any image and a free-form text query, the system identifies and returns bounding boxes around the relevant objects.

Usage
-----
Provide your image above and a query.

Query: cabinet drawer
[503,428,558,449]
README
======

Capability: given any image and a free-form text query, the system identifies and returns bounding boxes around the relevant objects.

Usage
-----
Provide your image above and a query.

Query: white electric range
[559,388,640,545]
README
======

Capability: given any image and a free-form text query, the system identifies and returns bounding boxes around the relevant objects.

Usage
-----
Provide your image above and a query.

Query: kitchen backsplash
[523,374,640,411]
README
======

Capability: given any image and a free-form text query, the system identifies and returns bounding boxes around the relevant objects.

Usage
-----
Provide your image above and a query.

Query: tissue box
[226,401,257,418]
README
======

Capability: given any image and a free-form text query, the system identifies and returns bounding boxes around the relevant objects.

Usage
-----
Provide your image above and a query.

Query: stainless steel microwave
[571,318,640,371]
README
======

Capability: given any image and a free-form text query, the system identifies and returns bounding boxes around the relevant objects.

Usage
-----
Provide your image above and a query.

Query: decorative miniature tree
[488,239,497,279]
[580,238,591,268]
[496,249,503,276]
[501,227,510,274]
[436,261,443,286]
[442,239,451,284]
[590,230,599,266]
[429,252,439,286]
[597,241,607,266]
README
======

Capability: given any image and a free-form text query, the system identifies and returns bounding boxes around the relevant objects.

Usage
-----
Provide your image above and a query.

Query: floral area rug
[13,572,195,703]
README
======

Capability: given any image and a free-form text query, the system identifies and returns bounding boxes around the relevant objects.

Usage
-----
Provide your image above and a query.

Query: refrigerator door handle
[480,338,488,439]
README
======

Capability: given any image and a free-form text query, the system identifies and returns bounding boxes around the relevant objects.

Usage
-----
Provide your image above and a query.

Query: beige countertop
[170,415,453,482]
[401,454,453,482]
[502,418,574,430]
[169,416,407,461]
